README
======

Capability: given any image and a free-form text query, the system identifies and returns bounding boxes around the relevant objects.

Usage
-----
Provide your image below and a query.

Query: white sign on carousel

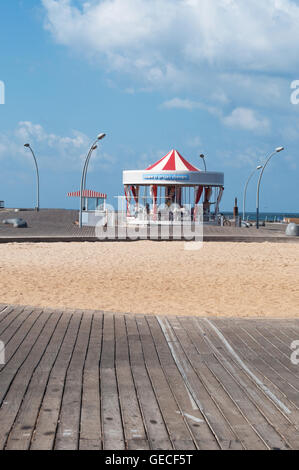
[123,170,224,186]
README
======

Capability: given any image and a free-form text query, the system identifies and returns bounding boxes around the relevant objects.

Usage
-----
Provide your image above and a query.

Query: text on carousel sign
[143,174,190,181]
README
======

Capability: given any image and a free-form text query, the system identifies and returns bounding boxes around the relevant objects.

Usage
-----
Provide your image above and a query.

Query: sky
[0,0,299,212]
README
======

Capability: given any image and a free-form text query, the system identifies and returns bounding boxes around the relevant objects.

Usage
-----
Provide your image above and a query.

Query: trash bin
[286,223,299,237]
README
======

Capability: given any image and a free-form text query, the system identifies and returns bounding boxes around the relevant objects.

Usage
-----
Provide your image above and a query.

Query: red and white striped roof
[67,190,107,199]
[146,150,200,172]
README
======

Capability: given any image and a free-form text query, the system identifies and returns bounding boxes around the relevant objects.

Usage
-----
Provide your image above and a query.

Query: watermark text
[95,201,204,250]
[291,340,299,365]
[290,80,299,105]
[0,341,5,365]
[0,81,5,105]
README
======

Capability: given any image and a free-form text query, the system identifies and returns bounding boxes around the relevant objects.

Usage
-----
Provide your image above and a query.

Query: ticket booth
[67,190,107,227]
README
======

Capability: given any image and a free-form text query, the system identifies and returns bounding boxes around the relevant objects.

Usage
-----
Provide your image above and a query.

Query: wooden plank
[220,319,299,397]
[226,321,299,406]
[255,324,299,376]
[260,323,299,356]
[0,309,46,404]
[54,313,93,450]
[156,316,243,450]
[241,323,299,386]
[136,316,196,450]
[30,313,82,450]
[125,315,173,450]
[0,308,38,372]
[146,316,220,450]
[0,306,17,327]
[198,319,298,450]
[114,315,149,451]
[5,311,71,450]
[255,325,299,380]
[216,320,299,420]
[177,316,267,450]
[204,319,298,434]
[0,306,29,336]
[79,313,103,450]
[0,309,60,449]
[100,314,125,451]
[275,320,299,335]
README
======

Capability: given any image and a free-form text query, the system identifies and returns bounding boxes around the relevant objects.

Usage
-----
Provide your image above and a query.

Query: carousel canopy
[123,149,224,187]
[146,150,200,172]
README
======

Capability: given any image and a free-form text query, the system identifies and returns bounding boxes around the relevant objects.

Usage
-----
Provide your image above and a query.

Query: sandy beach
[0,241,298,318]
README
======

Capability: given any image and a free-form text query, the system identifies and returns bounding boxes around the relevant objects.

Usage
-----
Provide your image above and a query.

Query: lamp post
[24,143,40,211]
[242,165,263,221]
[256,147,284,229]
[83,144,98,191]
[79,133,106,228]
[200,154,207,172]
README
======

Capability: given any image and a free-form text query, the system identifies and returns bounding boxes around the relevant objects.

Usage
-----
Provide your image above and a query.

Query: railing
[122,205,207,226]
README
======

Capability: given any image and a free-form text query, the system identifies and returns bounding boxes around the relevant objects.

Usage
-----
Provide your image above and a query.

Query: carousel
[123,149,224,225]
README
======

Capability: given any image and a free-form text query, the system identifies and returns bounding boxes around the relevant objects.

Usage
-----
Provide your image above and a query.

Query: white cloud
[211,90,230,105]
[0,122,115,172]
[15,121,88,150]
[162,99,270,133]
[187,136,203,149]
[222,107,270,132]
[162,98,198,111]
[284,154,297,170]
[42,0,299,81]
[162,97,222,117]
[41,0,299,144]
[220,146,267,168]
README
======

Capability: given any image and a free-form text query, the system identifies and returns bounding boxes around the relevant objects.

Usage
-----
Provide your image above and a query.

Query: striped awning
[67,190,107,199]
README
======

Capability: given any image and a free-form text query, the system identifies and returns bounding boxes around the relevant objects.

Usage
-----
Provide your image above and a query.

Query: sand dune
[0,241,298,317]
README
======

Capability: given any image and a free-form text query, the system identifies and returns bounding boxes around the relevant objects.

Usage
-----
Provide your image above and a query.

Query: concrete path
[0,209,297,243]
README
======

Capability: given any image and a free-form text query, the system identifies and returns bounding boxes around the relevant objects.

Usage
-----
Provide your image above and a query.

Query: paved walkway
[0,305,299,450]
[0,209,297,243]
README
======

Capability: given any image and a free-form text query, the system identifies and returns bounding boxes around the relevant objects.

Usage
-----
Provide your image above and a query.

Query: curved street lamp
[83,144,98,190]
[24,143,40,211]
[79,133,106,228]
[200,154,207,172]
[256,147,284,229]
[242,165,263,221]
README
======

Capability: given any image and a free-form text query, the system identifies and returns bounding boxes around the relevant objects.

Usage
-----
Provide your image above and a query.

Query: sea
[223,212,299,222]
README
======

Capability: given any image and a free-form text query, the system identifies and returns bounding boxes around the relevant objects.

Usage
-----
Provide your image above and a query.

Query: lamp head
[92,145,98,151]
[200,154,205,159]
[276,147,284,153]
[256,165,263,170]
[97,133,106,141]
[24,143,30,148]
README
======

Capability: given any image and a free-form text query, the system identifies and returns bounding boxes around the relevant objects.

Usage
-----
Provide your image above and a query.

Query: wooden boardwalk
[0,304,299,450]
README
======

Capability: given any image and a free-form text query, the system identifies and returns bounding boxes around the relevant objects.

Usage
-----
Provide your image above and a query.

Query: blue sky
[0,0,299,212]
